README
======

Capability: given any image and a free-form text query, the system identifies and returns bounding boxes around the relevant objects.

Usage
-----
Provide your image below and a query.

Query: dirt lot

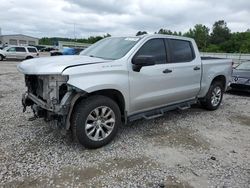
[0,60,250,187]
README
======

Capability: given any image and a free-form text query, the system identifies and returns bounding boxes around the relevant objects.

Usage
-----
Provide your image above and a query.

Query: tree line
[39,20,250,53]
[136,20,250,53]
[39,33,111,46]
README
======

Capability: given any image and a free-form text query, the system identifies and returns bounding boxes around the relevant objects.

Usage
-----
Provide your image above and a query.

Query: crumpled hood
[232,69,250,78]
[17,55,110,75]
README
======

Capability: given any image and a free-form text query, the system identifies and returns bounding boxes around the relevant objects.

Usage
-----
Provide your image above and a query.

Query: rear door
[15,47,27,59]
[164,38,202,101]
[27,47,38,57]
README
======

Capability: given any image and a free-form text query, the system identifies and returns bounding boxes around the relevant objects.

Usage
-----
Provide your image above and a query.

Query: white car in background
[0,46,39,61]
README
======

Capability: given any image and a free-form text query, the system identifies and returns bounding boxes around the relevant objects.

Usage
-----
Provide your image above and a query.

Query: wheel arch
[66,89,126,130]
[0,54,5,60]
[90,89,126,121]
[25,56,33,59]
[211,75,226,91]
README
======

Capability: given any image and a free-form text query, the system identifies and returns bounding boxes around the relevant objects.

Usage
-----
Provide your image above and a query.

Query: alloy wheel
[211,86,222,107]
[85,106,115,141]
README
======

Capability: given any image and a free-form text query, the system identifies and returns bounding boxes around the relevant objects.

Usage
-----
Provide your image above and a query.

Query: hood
[0,49,5,55]
[17,55,110,75]
[232,69,250,78]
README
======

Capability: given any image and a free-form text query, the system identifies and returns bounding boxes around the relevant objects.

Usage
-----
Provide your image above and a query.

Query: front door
[6,47,16,59]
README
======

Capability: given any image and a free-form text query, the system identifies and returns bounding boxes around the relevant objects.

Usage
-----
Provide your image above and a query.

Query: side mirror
[132,55,156,72]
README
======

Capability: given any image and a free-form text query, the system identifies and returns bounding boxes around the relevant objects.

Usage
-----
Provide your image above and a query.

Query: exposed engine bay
[22,75,73,126]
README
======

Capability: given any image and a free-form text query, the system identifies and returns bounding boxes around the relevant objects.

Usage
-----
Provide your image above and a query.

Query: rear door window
[134,38,167,64]
[15,47,26,52]
[28,48,37,53]
[168,39,194,63]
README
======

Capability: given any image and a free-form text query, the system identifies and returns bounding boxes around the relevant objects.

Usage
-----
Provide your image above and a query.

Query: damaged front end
[22,74,77,128]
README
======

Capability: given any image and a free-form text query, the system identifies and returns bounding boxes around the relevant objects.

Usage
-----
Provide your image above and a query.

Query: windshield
[3,47,9,51]
[80,37,140,60]
[236,62,250,70]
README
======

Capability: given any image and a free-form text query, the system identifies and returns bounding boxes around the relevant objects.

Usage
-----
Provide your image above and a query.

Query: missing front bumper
[22,91,74,115]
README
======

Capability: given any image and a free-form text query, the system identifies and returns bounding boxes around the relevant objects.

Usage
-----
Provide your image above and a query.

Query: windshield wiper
[89,55,104,59]
[88,55,114,60]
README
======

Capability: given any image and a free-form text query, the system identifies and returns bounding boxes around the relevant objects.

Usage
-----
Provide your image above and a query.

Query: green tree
[205,44,221,52]
[210,20,231,45]
[136,31,148,36]
[158,29,173,35]
[184,24,210,51]
[157,29,181,36]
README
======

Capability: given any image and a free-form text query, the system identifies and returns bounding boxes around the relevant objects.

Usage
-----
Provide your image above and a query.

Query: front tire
[71,95,121,149]
[0,55,4,61]
[200,82,224,110]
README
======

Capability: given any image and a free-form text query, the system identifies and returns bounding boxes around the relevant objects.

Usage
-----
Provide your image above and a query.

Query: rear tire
[26,56,33,60]
[200,82,224,110]
[71,95,121,149]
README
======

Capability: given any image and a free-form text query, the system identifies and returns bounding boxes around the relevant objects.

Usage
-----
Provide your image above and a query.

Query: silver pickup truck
[17,34,232,148]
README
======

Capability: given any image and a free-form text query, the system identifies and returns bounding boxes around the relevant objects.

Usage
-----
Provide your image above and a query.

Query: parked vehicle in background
[0,46,39,61]
[34,45,47,52]
[231,61,250,92]
[50,49,61,56]
[50,47,84,56]
[18,34,232,149]
[40,47,56,52]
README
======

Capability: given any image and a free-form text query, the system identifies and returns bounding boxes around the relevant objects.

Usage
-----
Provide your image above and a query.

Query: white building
[0,34,39,46]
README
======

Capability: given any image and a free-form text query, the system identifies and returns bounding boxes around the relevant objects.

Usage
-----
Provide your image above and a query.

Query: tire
[26,56,33,60]
[200,82,224,110]
[0,55,3,61]
[71,95,121,149]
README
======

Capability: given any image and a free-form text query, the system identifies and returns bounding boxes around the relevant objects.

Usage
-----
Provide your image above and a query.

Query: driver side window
[7,47,16,52]
[134,39,167,64]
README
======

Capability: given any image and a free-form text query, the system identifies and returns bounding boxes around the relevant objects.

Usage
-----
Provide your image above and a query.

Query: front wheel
[71,95,121,149]
[200,82,224,110]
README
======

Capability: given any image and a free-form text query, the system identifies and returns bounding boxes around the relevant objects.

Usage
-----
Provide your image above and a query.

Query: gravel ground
[0,60,250,188]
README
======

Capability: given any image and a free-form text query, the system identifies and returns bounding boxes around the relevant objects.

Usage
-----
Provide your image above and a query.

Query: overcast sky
[0,0,249,38]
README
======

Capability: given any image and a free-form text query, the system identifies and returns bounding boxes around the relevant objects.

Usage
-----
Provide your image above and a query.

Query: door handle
[163,69,172,73]
[193,66,200,71]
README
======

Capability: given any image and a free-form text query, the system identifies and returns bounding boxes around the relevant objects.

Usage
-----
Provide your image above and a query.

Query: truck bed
[198,57,232,98]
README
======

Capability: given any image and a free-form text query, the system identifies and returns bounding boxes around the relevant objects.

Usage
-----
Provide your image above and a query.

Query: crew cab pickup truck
[17,34,232,148]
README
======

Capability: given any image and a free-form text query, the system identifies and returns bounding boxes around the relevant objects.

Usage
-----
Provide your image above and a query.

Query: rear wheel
[71,95,121,149]
[200,82,224,110]
[26,56,33,60]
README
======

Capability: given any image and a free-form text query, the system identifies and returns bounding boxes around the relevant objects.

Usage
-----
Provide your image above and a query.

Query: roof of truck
[110,34,194,41]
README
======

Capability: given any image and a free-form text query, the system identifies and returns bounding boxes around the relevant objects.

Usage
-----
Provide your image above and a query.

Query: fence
[201,52,250,65]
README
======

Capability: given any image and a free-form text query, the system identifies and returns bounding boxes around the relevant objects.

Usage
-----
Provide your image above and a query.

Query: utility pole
[74,23,76,47]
